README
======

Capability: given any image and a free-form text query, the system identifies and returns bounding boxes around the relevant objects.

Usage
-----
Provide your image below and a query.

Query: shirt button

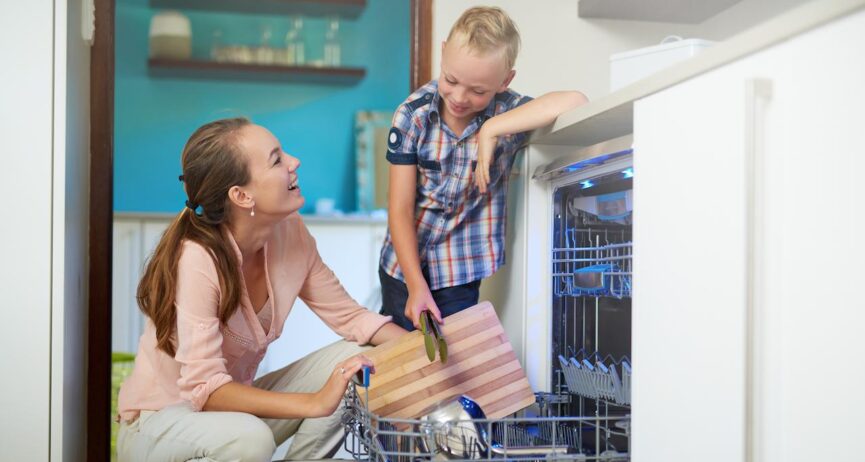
[457,141,463,148]
[198,323,205,330]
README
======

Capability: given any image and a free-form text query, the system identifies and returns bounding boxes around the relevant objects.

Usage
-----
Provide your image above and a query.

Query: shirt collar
[223,224,245,265]
[428,81,442,123]
[222,223,270,267]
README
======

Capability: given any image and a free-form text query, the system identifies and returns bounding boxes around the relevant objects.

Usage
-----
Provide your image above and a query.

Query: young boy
[379,6,588,331]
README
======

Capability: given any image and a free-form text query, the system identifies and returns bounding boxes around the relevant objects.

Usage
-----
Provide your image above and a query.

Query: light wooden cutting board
[360,301,536,420]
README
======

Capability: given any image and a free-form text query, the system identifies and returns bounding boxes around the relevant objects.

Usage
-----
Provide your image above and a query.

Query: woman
[117,117,406,461]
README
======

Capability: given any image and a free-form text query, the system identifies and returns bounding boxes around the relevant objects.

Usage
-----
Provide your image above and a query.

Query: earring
[250,205,255,217]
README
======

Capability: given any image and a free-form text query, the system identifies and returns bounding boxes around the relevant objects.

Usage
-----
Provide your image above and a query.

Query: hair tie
[178,174,185,182]
[185,200,199,212]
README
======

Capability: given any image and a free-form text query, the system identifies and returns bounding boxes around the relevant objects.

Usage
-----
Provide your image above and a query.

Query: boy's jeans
[378,266,481,331]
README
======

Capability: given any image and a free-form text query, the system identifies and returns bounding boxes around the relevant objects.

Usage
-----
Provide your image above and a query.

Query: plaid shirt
[379,80,532,290]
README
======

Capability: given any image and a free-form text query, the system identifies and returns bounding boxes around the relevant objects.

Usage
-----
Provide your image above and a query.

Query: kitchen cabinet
[632,7,864,461]
[632,42,779,462]
[495,1,865,461]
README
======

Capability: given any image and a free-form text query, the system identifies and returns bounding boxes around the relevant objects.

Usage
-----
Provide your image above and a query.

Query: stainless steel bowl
[419,395,487,460]
[419,395,570,460]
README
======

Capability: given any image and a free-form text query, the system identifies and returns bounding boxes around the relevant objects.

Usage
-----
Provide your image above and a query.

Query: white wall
[0,1,89,460]
[0,2,56,460]
[52,0,91,460]
[432,0,809,100]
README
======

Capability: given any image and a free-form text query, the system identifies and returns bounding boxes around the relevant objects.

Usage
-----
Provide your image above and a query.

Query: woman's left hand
[335,354,375,383]
[474,129,498,194]
[313,353,376,416]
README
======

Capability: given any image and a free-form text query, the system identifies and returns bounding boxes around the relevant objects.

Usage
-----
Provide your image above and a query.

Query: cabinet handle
[745,78,772,462]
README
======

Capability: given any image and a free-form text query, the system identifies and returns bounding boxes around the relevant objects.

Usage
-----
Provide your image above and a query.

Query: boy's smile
[438,36,515,130]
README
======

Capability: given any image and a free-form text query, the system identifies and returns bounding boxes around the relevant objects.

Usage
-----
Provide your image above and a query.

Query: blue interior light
[622,168,634,179]
[580,180,594,189]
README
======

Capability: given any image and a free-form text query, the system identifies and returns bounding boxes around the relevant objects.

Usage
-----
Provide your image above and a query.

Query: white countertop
[530,0,865,147]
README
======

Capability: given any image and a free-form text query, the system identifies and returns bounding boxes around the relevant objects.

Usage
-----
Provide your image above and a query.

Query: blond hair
[447,6,521,69]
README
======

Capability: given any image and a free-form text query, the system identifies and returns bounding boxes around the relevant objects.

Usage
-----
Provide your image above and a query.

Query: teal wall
[114,0,409,213]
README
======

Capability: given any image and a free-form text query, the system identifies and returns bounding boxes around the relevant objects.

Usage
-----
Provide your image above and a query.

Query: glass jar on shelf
[284,16,305,65]
[256,24,275,65]
[210,29,225,62]
[323,16,341,67]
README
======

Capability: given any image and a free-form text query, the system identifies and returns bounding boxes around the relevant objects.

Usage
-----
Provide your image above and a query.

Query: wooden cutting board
[360,301,536,420]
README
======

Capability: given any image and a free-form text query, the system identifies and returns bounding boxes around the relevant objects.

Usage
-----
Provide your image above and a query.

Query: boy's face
[439,37,515,124]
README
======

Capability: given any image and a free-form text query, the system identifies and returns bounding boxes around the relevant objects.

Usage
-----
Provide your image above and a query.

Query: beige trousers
[117,340,367,462]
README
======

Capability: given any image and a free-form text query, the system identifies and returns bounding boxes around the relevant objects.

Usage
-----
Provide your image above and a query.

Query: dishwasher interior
[547,162,633,460]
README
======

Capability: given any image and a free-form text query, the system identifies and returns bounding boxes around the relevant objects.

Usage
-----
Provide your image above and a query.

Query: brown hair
[447,6,521,69]
[137,117,251,356]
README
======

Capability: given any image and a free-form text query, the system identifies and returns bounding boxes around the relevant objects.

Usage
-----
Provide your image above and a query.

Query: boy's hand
[406,287,443,329]
[474,130,498,194]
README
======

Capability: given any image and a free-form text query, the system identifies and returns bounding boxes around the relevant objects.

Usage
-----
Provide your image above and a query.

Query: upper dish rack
[553,229,632,299]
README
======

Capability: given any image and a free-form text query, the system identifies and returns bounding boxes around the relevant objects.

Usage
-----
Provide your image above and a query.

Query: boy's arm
[388,164,443,327]
[475,91,589,192]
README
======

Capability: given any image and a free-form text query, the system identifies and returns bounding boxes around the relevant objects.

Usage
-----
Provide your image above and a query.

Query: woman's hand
[313,354,375,417]
[405,286,442,329]
[473,128,498,194]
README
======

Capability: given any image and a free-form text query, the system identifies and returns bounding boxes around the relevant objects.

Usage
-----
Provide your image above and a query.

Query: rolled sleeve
[187,373,233,411]
[173,242,234,410]
[299,226,393,344]
[385,104,419,165]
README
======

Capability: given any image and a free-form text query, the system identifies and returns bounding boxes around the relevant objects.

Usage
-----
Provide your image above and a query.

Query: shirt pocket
[417,159,443,194]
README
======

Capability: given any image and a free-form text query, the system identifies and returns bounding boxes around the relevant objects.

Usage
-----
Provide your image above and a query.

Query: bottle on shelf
[210,29,224,62]
[256,24,275,64]
[323,16,341,67]
[284,16,305,65]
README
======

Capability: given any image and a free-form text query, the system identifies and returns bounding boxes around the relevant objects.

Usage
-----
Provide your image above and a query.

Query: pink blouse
[117,214,392,422]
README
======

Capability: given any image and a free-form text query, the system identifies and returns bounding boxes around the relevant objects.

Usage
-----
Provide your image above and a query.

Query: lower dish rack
[342,385,630,462]
[557,353,631,406]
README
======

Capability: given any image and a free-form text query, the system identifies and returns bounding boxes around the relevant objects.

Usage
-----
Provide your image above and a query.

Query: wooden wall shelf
[148,58,366,84]
[149,0,366,18]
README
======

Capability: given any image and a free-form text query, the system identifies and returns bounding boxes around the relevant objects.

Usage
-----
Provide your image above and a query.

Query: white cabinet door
[633,40,787,462]
[634,8,865,462]
[755,9,865,462]
[112,220,144,354]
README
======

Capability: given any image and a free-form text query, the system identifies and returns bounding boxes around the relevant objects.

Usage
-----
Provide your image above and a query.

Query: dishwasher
[342,136,634,461]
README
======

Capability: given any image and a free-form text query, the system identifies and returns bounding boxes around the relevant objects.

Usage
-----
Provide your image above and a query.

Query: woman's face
[237,124,305,217]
